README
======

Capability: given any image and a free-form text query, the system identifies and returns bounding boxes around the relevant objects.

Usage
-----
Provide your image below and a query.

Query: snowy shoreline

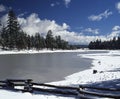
[0,49,86,55]
[50,50,120,86]
[0,50,120,99]
[0,49,111,55]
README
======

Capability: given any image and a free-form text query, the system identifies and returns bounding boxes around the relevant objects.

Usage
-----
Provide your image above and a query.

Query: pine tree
[27,35,31,50]
[46,30,55,50]
[55,36,62,49]
[34,33,42,50]
[117,37,120,49]
[0,26,8,49]
[16,31,28,50]
[6,9,21,49]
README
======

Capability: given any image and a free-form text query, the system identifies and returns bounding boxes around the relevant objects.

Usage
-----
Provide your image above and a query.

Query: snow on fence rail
[0,79,120,98]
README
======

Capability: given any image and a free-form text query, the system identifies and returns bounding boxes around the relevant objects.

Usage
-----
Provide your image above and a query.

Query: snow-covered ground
[0,50,120,99]
[51,50,120,86]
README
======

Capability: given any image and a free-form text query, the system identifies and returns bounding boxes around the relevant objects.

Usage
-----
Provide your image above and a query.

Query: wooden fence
[0,79,120,99]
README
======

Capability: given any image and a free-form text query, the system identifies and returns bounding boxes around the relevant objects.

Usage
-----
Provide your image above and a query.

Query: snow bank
[50,50,120,86]
[0,90,74,99]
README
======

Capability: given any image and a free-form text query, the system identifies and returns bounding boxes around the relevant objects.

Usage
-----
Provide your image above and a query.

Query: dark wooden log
[32,83,78,90]
[14,83,25,86]
[6,80,14,88]
[0,81,6,83]
[78,89,120,98]
[24,79,33,93]
[79,85,120,91]
[78,94,95,99]
[32,87,78,96]
[6,79,32,82]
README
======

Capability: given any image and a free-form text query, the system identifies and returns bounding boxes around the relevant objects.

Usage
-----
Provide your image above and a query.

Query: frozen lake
[0,51,106,83]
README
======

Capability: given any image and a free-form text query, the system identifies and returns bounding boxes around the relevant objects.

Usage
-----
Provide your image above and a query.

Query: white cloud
[0,14,8,30]
[50,2,60,7]
[112,25,120,31]
[84,28,99,35]
[18,13,70,36]
[108,25,120,38]
[88,9,113,21]
[0,14,8,26]
[50,3,55,7]
[18,12,27,17]
[58,32,107,44]
[0,4,6,12]
[116,2,120,13]
[109,31,120,38]
[64,0,71,8]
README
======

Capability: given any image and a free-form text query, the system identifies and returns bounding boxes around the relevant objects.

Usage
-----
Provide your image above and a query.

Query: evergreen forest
[88,37,120,49]
[0,10,70,50]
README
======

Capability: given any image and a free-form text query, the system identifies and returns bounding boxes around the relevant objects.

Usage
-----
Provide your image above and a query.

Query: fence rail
[79,85,120,91]
[32,82,78,90]
[0,79,120,99]
[78,89,120,98]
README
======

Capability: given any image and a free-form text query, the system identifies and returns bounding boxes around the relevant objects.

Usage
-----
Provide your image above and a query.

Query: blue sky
[1,0,120,44]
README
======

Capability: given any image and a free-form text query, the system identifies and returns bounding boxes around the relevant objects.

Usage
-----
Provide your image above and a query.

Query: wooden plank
[78,95,96,99]
[6,80,15,88]
[0,81,6,83]
[32,83,78,90]
[78,89,120,98]
[79,85,120,91]
[32,87,78,96]
[14,83,25,86]
[6,79,32,82]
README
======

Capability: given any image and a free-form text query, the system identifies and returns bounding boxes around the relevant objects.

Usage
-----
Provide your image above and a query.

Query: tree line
[88,37,120,49]
[0,10,70,50]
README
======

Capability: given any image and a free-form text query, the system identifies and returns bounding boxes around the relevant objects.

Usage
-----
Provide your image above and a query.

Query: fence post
[79,85,86,92]
[24,79,33,93]
[6,80,14,89]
